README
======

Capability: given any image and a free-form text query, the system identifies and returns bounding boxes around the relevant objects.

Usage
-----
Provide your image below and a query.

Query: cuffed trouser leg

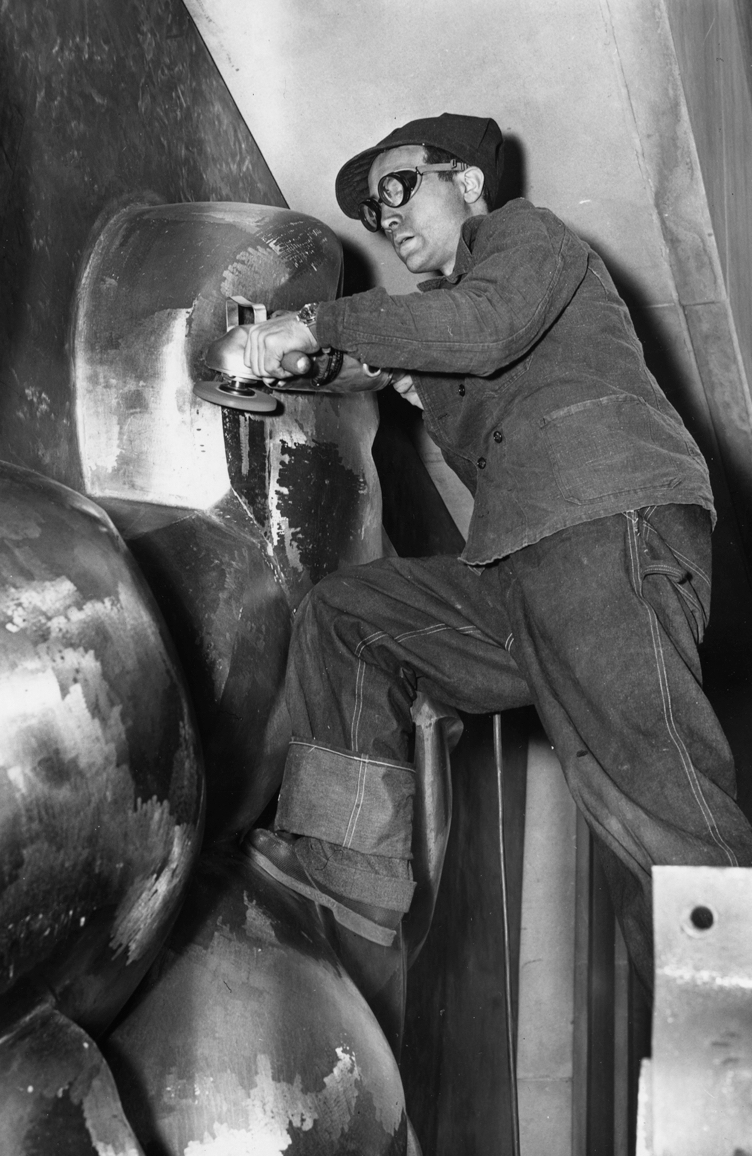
[277,554,532,911]
[276,739,417,913]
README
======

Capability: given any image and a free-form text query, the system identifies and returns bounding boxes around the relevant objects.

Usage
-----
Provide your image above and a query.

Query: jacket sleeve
[314,203,590,376]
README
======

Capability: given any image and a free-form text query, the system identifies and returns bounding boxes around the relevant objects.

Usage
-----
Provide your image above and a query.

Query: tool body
[195,300,316,413]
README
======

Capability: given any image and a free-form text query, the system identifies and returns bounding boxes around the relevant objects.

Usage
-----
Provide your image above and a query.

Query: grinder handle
[281,351,313,375]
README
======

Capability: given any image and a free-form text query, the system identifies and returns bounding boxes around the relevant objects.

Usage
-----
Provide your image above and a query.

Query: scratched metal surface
[0,462,205,1037]
[73,201,344,510]
[0,1005,146,1156]
[0,0,284,490]
[0,3,401,1150]
[106,846,409,1156]
[73,199,382,837]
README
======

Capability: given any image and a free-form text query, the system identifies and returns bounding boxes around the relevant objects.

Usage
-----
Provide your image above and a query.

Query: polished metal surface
[0,1005,145,1156]
[106,846,410,1155]
[0,460,204,1151]
[74,202,384,839]
[0,461,205,1036]
[73,201,344,509]
[645,865,752,1155]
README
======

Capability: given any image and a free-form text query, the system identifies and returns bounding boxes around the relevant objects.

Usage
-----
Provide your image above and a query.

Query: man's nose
[380,203,402,232]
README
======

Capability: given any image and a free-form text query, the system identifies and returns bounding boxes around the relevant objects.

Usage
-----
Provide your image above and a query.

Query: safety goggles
[358,161,463,232]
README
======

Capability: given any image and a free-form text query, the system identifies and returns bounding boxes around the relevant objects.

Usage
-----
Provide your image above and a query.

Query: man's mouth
[394,233,416,256]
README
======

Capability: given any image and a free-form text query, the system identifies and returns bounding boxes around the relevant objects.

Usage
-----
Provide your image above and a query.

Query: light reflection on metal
[0,461,205,1156]
[72,201,384,837]
[640,866,752,1156]
[73,201,343,507]
[105,847,411,1155]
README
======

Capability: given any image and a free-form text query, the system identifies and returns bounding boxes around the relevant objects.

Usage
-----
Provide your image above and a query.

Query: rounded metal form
[72,201,384,838]
[106,847,409,1155]
[73,200,344,510]
[0,1005,145,1155]
[0,461,205,1036]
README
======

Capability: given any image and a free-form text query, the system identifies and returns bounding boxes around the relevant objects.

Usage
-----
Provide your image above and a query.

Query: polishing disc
[193,379,279,414]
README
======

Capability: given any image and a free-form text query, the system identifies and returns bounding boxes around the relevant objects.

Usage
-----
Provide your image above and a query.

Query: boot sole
[247,842,396,948]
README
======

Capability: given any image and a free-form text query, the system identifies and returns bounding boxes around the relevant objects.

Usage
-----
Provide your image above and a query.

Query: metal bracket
[639,865,752,1155]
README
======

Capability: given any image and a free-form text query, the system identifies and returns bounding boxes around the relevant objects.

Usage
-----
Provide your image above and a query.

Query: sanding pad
[193,379,279,413]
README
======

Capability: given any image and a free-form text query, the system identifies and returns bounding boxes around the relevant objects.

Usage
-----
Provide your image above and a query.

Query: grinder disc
[193,379,278,414]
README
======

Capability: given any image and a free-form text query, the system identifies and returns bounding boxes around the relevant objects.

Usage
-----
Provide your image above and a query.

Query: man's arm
[315,205,589,377]
[244,202,588,384]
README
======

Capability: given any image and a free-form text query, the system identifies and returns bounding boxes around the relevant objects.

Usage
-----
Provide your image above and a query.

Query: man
[244,113,752,1047]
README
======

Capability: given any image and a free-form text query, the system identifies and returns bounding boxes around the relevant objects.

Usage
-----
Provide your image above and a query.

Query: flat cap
[335,113,505,218]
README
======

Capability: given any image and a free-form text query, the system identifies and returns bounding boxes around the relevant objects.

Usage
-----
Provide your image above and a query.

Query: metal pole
[493,712,521,1156]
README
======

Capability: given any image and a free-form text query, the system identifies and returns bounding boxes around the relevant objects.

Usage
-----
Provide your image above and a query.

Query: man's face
[367,144,471,276]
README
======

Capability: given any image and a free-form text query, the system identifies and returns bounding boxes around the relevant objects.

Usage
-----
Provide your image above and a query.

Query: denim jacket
[315,198,714,564]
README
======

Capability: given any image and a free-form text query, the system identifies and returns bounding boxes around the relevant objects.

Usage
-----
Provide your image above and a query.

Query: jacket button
[493,429,503,443]
[477,456,486,469]
[458,383,466,397]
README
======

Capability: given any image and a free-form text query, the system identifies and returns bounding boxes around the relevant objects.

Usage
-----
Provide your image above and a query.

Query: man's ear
[459,166,486,206]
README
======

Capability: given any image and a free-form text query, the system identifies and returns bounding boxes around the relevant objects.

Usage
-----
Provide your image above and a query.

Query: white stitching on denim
[671,545,710,589]
[350,621,478,749]
[351,630,388,749]
[289,739,411,770]
[626,515,737,866]
[343,756,368,848]
[394,622,478,644]
[350,658,368,750]
[355,629,388,657]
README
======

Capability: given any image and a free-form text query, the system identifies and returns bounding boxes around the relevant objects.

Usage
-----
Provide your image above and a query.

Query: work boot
[244,828,407,1055]
[245,828,402,944]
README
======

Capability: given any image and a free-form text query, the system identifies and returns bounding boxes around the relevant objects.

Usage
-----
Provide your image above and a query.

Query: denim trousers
[276,504,752,989]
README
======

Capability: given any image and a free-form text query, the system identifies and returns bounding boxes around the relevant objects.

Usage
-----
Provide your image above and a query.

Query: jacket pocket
[541,394,655,503]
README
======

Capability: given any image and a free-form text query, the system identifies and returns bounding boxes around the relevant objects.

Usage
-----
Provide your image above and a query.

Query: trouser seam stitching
[626,513,737,866]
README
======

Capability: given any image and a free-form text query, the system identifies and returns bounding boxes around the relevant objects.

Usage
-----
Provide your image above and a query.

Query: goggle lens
[378,171,420,208]
[358,199,381,232]
[357,162,460,231]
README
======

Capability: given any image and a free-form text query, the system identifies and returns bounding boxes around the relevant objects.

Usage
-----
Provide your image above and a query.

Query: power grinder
[195,298,324,413]
[195,298,393,413]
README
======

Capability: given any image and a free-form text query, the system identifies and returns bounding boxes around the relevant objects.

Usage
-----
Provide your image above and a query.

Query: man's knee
[296,560,396,626]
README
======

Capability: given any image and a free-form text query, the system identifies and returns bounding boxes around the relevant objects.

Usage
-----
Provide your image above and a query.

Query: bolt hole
[690,905,714,931]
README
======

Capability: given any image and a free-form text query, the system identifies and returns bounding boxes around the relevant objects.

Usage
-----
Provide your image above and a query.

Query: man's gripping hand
[243,310,320,384]
[393,373,424,409]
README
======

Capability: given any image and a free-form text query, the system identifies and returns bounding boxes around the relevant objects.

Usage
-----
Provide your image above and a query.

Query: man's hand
[392,373,424,409]
[244,311,320,383]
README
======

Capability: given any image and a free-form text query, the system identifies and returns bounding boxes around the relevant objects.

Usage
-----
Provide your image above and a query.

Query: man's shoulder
[466,200,592,275]
[468,198,566,245]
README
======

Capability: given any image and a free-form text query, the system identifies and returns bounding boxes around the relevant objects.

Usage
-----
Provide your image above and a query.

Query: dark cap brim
[335,135,433,220]
[334,114,504,219]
